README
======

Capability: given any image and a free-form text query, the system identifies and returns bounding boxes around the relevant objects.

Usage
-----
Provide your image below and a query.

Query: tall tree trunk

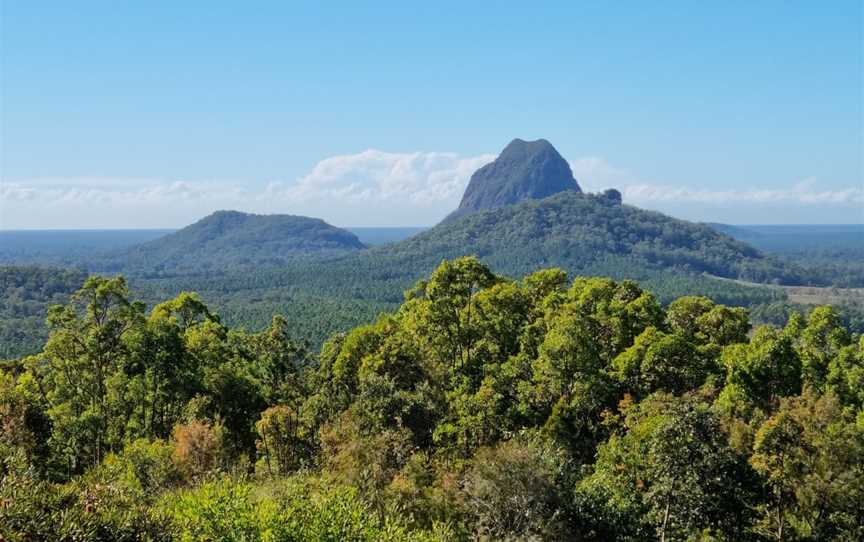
[660,497,671,542]
[776,488,785,542]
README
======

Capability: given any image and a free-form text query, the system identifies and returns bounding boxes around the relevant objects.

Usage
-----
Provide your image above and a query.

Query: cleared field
[781,285,864,307]
[705,274,864,308]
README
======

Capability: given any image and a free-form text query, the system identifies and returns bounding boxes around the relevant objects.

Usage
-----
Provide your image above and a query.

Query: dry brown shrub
[171,419,223,480]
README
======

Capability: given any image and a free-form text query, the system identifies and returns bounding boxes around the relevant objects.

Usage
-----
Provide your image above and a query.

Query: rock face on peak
[449,138,581,220]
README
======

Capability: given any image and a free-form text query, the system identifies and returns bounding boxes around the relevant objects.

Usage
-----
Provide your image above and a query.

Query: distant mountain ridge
[103,138,804,288]
[104,210,365,274]
[446,138,581,221]
[398,138,800,284]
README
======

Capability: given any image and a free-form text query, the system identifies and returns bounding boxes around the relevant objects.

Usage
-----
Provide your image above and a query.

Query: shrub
[86,438,180,497]
[161,476,457,542]
[0,472,171,542]
[171,419,225,481]
[255,405,309,476]
[162,478,269,542]
[461,432,571,540]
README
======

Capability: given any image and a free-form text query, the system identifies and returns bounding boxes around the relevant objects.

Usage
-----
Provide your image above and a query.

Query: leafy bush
[160,477,457,542]
[0,472,171,542]
[85,438,180,497]
[462,432,571,540]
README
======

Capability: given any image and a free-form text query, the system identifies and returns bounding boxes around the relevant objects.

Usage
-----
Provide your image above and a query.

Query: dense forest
[112,193,864,347]
[2,257,862,541]
[2,192,862,360]
[95,192,808,284]
[0,266,88,359]
[0,258,791,359]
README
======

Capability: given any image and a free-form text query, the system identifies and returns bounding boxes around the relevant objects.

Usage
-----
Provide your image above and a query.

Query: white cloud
[2,151,860,229]
[567,157,862,223]
[569,158,863,206]
[0,151,496,228]
[619,180,863,205]
[569,157,633,192]
[265,150,495,204]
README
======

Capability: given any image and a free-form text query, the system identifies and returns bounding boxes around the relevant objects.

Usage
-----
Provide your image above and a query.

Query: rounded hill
[109,211,366,274]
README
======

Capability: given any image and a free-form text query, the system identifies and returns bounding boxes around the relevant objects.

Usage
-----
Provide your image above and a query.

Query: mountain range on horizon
[97,137,813,289]
[2,137,861,358]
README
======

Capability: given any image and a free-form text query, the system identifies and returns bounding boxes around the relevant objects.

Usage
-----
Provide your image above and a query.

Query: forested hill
[100,210,366,274]
[87,179,816,352]
[403,137,799,286]
[707,223,864,288]
[368,190,806,285]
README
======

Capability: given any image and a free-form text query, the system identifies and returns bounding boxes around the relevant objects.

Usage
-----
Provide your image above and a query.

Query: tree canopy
[2,257,862,541]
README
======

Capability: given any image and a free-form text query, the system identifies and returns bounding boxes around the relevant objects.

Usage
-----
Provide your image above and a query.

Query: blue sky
[1,1,861,228]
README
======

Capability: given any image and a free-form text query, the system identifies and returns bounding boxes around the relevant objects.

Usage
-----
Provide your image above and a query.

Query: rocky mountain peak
[454,138,581,215]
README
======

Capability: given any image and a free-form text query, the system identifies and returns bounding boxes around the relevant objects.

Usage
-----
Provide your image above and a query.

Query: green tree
[797,306,850,391]
[717,325,802,418]
[582,394,758,542]
[39,276,144,473]
[613,327,717,397]
[826,335,864,413]
[255,405,308,476]
[751,390,864,541]
[0,369,51,476]
[462,432,571,540]
[122,292,213,442]
[666,296,716,338]
[413,256,499,371]
[249,314,309,407]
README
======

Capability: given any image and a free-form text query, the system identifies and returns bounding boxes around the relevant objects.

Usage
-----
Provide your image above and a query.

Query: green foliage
[88,438,180,496]
[4,257,863,541]
[0,266,87,358]
[579,394,758,542]
[161,477,454,542]
[161,479,264,542]
[39,275,146,473]
[101,210,366,275]
[0,472,171,542]
[750,390,864,541]
[256,405,309,476]
[613,327,718,398]
[710,223,864,288]
[462,432,571,540]
[717,325,802,418]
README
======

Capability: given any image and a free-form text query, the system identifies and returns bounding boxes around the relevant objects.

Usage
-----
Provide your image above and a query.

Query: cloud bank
[264,150,495,205]
[2,151,861,229]
[569,157,863,205]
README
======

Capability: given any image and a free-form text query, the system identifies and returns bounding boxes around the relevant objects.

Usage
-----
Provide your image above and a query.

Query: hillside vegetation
[2,257,862,541]
[100,210,366,274]
[1,140,858,360]
[709,224,864,288]
[3,194,856,358]
[378,191,800,283]
[118,190,798,349]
